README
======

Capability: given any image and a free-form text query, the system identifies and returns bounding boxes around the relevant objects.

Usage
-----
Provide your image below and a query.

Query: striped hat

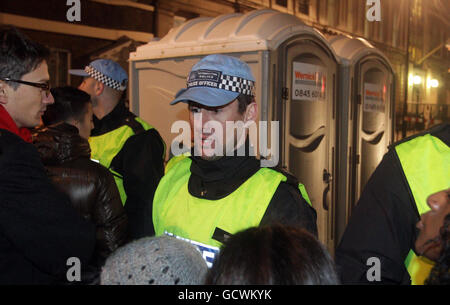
[171,54,256,107]
[69,59,128,91]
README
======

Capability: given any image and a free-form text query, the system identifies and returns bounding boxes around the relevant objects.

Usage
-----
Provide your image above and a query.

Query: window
[338,0,348,29]
[315,0,329,24]
[48,48,71,88]
[272,0,292,13]
[297,0,309,15]
[276,0,288,7]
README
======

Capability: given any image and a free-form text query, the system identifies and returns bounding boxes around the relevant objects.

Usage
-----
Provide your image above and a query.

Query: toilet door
[281,38,338,250]
[352,59,394,207]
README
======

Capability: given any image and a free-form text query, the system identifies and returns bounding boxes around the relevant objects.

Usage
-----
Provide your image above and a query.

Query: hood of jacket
[32,122,91,165]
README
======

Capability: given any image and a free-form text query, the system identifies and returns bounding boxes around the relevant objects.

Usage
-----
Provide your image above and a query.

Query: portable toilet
[327,35,395,243]
[129,9,340,251]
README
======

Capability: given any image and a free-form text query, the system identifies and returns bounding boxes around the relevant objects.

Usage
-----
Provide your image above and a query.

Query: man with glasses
[0,26,95,284]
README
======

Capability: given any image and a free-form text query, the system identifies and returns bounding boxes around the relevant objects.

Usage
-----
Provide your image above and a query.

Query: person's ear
[244,101,258,123]
[66,117,79,130]
[0,81,9,105]
[94,80,105,96]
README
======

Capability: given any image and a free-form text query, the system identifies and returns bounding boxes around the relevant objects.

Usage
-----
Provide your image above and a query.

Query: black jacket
[32,123,128,267]
[91,102,165,240]
[335,123,450,284]
[0,128,96,284]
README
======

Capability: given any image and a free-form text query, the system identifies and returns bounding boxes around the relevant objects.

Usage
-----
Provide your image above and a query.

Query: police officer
[336,123,449,284]
[152,54,317,266]
[71,59,165,239]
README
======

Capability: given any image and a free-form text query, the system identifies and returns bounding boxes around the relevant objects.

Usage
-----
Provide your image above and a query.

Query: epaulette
[270,165,299,188]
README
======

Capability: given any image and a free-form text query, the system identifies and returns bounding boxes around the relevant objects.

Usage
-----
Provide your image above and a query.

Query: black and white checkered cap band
[187,70,255,97]
[85,66,127,91]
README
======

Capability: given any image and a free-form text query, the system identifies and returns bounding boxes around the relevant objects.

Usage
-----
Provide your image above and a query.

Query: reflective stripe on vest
[89,117,154,205]
[153,157,311,266]
[395,133,450,285]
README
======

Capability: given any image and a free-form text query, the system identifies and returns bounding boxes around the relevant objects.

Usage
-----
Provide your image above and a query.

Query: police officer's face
[189,99,247,161]
[415,188,450,261]
[78,77,99,106]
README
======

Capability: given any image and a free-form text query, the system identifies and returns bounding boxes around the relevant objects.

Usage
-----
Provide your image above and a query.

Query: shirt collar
[0,105,32,142]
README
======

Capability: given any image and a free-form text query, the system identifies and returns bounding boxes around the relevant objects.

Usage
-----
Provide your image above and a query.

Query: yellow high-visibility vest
[153,157,311,266]
[89,117,155,205]
[396,133,450,285]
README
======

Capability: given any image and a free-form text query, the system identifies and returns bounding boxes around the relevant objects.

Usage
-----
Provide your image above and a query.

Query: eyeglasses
[0,77,51,97]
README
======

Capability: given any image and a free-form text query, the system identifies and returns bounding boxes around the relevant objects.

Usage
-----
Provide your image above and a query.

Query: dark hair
[237,93,255,114]
[0,25,50,89]
[205,224,339,285]
[42,87,91,126]
[425,213,450,285]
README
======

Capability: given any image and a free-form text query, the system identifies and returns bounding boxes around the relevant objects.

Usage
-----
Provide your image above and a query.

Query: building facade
[152,0,449,139]
[1,0,448,138]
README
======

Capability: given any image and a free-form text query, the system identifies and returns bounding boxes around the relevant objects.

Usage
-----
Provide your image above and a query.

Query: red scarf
[0,105,32,143]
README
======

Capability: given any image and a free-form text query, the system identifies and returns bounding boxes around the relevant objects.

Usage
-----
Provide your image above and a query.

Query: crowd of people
[0,25,448,285]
